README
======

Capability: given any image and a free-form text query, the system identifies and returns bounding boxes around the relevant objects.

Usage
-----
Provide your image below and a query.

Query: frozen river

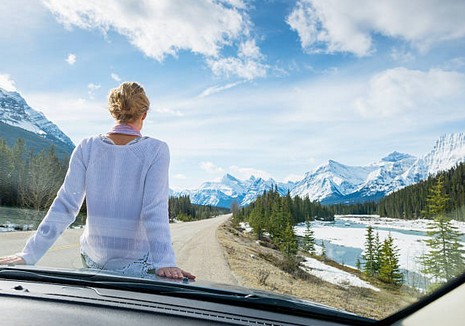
[295,216,465,289]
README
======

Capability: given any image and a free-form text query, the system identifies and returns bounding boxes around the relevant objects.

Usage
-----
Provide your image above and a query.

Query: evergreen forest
[232,188,333,257]
[169,195,229,222]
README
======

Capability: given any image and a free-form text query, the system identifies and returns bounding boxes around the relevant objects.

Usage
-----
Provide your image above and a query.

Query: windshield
[1,0,465,322]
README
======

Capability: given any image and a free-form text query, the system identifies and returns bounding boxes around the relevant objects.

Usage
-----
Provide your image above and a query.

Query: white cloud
[239,39,262,60]
[87,83,101,91]
[66,53,76,65]
[207,38,268,79]
[198,81,244,98]
[111,73,122,82]
[287,0,465,56]
[87,83,101,98]
[207,56,268,80]
[153,107,184,117]
[42,1,271,79]
[173,174,187,180]
[200,161,225,174]
[0,74,17,92]
[220,0,247,9]
[355,68,465,117]
[440,57,465,71]
[390,48,415,63]
[43,0,249,61]
[283,174,304,183]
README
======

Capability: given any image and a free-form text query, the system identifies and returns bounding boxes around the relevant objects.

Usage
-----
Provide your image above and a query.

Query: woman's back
[78,136,173,269]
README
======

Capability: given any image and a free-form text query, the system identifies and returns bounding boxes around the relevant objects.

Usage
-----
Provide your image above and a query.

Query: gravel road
[0,214,237,284]
[171,214,237,285]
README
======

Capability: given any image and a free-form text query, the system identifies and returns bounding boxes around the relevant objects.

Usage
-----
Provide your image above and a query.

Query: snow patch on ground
[301,257,379,291]
[239,222,253,233]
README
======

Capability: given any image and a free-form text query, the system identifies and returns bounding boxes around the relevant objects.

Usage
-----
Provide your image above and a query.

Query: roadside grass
[217,221,420,320]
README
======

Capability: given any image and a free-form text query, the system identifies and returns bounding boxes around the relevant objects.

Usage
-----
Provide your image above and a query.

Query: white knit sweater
[18,135,176,270]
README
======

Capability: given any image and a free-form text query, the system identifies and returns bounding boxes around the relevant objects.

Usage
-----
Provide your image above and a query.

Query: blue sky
[1,0,465,189]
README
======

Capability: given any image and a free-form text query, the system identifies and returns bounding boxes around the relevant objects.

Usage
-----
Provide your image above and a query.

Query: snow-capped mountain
[178,174,294,208]
[0,88,74,152]
[179,133,465,207]
[404,133,465,181]
[329,152,418,204]
[189,174,246,208]
[295,134,465,204]
[290,160,376,203]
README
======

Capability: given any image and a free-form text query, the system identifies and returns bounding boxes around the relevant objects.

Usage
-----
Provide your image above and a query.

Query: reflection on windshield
[1,0,465,322]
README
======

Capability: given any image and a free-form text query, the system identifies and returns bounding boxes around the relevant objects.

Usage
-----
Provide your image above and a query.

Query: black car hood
[0,265,353,316]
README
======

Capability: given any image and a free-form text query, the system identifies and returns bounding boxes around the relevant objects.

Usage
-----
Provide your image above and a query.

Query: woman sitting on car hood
[0,81,195,280]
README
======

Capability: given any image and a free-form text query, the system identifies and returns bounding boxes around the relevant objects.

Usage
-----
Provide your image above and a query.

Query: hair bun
[108,82,150,123]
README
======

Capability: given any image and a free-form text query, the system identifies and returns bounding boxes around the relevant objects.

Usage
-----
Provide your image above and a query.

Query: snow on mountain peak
[180,173,292,208]
[381,151,415,162]
[424,133,465,175]
[221,173,241,183]
[0,87,74,149]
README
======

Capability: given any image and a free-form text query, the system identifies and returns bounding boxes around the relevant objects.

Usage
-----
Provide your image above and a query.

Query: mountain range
[0,88,74,157]
[3,87,465,209]
[177,133,465,208]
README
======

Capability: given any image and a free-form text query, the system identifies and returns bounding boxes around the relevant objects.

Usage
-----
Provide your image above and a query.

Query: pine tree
[379,233,403,285]
[420,176,465,285]
[248,197,266,240]
[302,219,316,254]
[374,232,382,275]
[363,226,379,277]
[279,222,298,257]
[421,175,449,218]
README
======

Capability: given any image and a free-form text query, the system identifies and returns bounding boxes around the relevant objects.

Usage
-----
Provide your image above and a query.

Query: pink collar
[107,124,142,137]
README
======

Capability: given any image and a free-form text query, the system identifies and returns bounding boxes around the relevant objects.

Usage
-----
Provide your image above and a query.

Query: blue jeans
[80,251,156,278]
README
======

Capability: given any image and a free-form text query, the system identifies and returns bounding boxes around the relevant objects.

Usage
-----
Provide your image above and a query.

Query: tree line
[168,195,229,222]
[233,188,333,257]
[329,162,465,220]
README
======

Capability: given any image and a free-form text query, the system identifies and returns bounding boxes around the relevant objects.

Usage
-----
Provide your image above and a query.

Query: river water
[295,218,432,289]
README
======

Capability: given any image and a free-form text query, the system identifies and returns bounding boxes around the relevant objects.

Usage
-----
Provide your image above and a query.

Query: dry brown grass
[217,221,420,320]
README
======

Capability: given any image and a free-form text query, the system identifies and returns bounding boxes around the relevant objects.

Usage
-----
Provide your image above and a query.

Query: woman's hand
[156,267,196,279]
[0,255,26,265]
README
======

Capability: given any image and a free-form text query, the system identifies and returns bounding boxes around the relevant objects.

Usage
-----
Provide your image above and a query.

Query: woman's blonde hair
[108,82,150,123]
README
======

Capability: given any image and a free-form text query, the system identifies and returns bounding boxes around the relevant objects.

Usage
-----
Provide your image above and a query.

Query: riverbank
[217,220,419,320]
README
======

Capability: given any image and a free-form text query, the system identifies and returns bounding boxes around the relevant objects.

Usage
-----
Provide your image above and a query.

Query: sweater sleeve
[16,142,87,265]
[140,142,176,269]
